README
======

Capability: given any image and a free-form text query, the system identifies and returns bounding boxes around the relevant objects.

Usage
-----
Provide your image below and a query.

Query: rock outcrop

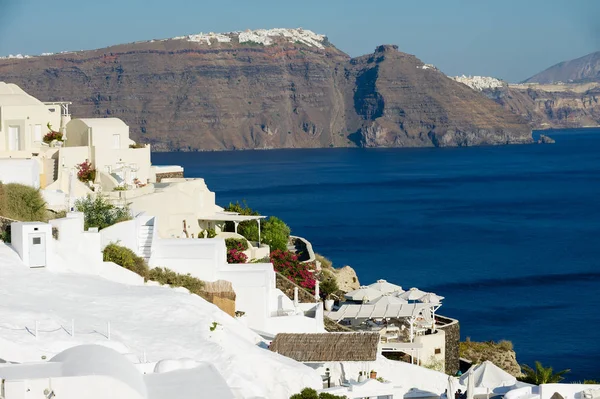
[331,266,360,293]
[538,134,555,144]
[459,340,522,377]
[0,29,532,150]
[482,83,600,130]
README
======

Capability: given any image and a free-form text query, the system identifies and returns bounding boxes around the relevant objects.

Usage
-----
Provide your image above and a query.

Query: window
[48,108,56,112]
[32,237,41,245]
[33,124,42,142]
[434,348,441,355]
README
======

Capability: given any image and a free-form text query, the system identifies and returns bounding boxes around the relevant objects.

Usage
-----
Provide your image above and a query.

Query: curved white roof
[75,118,129,129]
[51,344,147,398]
[0,82,45,106]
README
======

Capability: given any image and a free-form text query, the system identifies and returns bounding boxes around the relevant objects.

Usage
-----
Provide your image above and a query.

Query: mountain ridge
[0,29,532,151]
[523,50,600,84]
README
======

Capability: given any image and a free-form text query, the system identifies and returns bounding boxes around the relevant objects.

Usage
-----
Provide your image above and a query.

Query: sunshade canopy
[459,361,517,389]
[367,279,404,294]
[418,293,445,304]
[325,302,435,321]
[399,287,428,301]
[344,286,384,302]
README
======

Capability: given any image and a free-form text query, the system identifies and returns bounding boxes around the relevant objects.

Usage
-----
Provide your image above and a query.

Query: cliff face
[344,46,532,147]
[483,84,600,129]
[0,30,532,150]
[523,51,600,84]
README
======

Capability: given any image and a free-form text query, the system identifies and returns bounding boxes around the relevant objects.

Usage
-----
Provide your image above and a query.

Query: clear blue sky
[1,0,598,82]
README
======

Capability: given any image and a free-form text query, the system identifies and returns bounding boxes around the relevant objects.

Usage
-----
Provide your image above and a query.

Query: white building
[0,82,158,206]
[0,344,234,399]
[0,82,66,156]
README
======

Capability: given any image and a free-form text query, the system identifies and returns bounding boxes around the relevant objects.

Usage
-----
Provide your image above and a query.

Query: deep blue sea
[153,128,600,381]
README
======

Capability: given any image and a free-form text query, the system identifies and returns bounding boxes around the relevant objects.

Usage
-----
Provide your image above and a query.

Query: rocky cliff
[452,75,600,130]
[482,83,600,129]
[0,29,532,150]
[460,339,522,377]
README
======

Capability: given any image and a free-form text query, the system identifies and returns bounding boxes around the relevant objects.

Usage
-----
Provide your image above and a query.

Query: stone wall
[155,171,184,182]
[437,315,460,375]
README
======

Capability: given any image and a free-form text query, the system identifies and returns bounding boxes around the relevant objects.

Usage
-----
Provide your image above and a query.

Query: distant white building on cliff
[452,75,504,91]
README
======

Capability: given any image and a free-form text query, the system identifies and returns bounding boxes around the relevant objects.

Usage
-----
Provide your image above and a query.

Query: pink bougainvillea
[270,249,316,293]
[227,248,248,264]
[43,130,63,143]
[76,159,96,182]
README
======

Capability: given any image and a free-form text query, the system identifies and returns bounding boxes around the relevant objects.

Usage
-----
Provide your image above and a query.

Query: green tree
[262,216,291,251]
[519,361,570,384]
[0,182,47,222]
[319,276,339,299]
[224,201,260,240]
[74,195,131,230]
[289,388,347,399]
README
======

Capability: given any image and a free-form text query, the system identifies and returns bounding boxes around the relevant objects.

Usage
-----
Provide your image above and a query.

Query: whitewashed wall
[0,158,40,188]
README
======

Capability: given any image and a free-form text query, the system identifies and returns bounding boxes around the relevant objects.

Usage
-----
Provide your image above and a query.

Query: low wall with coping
[155,171,184,182]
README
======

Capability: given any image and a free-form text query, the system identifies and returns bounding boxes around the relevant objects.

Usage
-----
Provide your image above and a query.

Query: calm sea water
[153,128,600,381]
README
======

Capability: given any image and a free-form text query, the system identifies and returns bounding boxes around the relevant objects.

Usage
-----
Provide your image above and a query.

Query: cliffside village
[0,81,597,399]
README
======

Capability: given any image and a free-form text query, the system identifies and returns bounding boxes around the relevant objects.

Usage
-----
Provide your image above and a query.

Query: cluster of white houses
[2,82,598,399]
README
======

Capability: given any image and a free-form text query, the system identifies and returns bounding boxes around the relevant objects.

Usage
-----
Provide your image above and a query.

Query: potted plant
[370,370,377,379]
[324,294,335,311]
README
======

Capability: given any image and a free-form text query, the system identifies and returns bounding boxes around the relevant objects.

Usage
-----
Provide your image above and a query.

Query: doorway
[28,233,46,267]
[8,126,20,150]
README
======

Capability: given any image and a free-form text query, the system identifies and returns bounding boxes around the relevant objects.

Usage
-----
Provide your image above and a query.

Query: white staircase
[137,224,154,261]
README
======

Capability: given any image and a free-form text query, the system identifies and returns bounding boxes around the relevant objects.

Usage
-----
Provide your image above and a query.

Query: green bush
[75,195,131,230]
[148,267,205,295]
[290,388,346,399]
[102,243,148,278]
[0,225,11,243]
[224,201,260,240]
[319,276,339,299]
[225,238,249,251]
[198,228,217,238]
[315,253,333,269]
[261,216,291,251]
[0,182,47,222]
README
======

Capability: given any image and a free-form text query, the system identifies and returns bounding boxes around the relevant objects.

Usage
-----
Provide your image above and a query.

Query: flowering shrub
[225,238,249,252]
[270,249,316,293]
[227,248,248,264]
[43,130,63,143]
[76,159,96,182]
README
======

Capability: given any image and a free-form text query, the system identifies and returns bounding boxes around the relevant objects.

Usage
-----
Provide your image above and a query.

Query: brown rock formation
[0,32,532,150]
[460,339,523,377]
[483,84,600,129]
[344,45,532,147]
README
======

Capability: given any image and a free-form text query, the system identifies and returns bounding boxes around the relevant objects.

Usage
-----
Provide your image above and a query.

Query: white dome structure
[51,344,148,399]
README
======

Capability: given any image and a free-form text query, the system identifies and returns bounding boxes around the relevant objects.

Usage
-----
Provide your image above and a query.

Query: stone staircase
[137,223,154,261]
